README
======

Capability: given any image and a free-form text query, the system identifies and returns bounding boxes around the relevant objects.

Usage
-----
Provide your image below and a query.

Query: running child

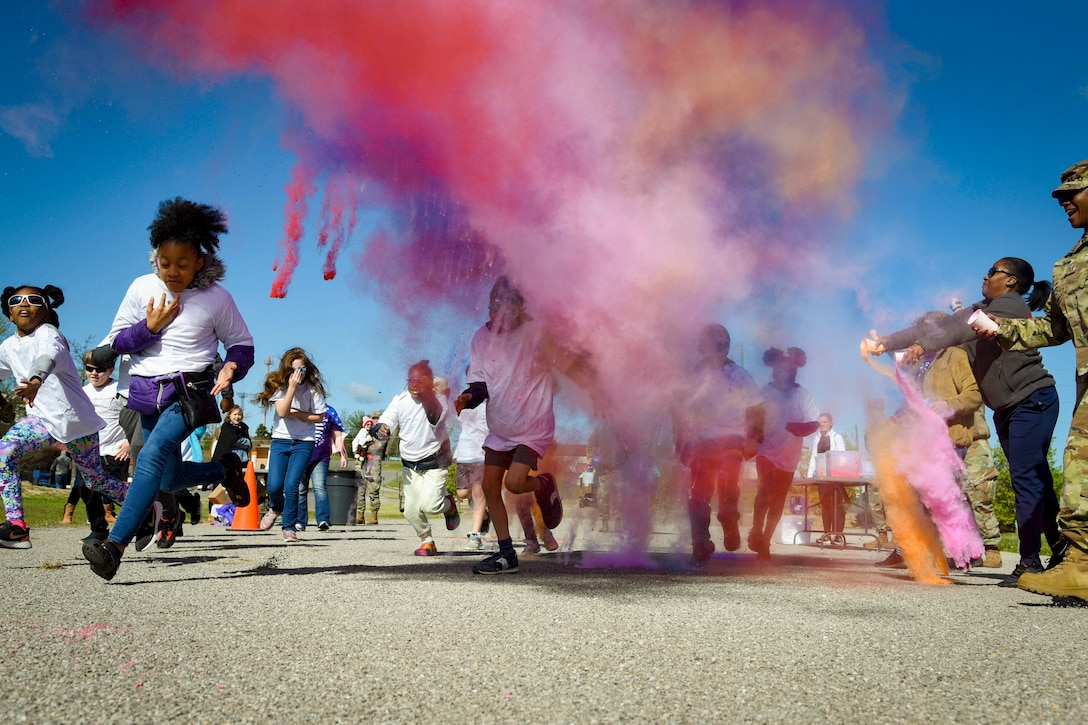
[0,285,130,549]
[455,276,592,574]
[82,197,254,580]
[376,360,459,555]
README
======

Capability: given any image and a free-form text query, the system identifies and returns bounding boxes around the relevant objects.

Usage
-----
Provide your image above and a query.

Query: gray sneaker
[465,532,483,550]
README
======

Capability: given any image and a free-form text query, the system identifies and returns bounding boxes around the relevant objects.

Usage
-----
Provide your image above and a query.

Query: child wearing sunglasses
[0,285,130,549]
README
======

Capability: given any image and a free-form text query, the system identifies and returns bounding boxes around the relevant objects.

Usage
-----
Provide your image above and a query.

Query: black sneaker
[1046,539,1070,571]
[473,550,519,575]
[81,529,109,545]
[998,560,1043,587]
[220,452,251,507]
[318,521,330,532]
[157,514,181,549]
[534,472,563,530]
[83,539,123,581]
[875,550,906,568]
[134,501,163,553]
[0,522,31,549]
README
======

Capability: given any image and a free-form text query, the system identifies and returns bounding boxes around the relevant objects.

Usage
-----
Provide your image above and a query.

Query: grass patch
[1000,531,1051,557]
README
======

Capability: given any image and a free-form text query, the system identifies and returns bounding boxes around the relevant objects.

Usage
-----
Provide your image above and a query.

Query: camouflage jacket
[999,231,1088,375]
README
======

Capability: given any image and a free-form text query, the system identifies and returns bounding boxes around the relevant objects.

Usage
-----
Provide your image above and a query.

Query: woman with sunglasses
[0,285,130,549]
[872,258,1058,586]
[254,347,327,541]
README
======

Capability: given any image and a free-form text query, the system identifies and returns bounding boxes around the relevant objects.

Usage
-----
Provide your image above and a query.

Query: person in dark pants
[875,256,1059,586]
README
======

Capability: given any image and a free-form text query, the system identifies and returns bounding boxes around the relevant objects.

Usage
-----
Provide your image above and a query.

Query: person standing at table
[805,412,847,545]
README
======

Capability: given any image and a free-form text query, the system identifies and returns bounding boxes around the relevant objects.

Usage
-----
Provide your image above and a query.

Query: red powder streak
[270,166,317,298]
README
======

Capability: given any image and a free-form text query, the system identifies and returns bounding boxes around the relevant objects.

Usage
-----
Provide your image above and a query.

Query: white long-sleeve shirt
[0,324,104,443]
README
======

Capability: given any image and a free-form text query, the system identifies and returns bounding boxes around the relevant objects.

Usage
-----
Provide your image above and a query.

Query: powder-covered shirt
[83,379,127,456]
[468,318,555,457]
[0,324,105,443]
[758,382,819,472]
[270,381,327,441]
[674,361,761,445]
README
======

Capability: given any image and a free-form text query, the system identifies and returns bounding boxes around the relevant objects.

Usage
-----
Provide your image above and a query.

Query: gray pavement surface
[1,504,1084,724]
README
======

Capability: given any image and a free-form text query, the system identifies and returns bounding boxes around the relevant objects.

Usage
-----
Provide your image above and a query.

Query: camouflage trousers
[347,448,384,522]
[961,439,1001,549]
[1060,368,1088,553]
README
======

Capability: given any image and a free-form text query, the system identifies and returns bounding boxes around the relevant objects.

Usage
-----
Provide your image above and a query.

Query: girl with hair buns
[748,347,820,560]
[0,284,130,549]
[874,256,1059,586]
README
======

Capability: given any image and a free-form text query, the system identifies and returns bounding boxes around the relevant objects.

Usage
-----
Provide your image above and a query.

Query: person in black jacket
[873,257,1059,586]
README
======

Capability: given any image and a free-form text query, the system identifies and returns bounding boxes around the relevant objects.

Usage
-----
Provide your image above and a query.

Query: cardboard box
[814,451,862,478]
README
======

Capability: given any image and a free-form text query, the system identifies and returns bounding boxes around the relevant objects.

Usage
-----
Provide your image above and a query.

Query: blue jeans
[300,457,331,526]
[267,438,315,531]
[993,386,1060,563]
[110,403,225,546]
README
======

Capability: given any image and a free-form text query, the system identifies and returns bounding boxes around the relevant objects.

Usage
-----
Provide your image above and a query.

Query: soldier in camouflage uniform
[997,159,1088,600]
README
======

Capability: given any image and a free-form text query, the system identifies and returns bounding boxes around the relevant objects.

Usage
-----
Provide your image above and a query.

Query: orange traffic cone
[231,460,261,531]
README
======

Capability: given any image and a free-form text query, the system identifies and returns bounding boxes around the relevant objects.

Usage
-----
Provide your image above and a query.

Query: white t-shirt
[468,319,555,457]
[270,382,327,441]
[674,361,761,444]
[83,379,127,456]
[378,389,449,462]
[103,273,253,377]
[0,324,104,443]
[758,383,819,472]
[454,401,488,463]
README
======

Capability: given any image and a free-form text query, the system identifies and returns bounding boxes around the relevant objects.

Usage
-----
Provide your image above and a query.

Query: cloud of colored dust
[88,0,900,562]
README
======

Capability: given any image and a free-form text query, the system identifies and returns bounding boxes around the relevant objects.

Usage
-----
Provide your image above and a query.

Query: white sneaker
[465,532,483,550]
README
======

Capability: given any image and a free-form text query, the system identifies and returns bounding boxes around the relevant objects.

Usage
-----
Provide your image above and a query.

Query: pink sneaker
[541,528,559,552]
[259,509,279,531]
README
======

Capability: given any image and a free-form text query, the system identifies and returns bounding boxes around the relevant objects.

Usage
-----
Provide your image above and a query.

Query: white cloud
[0,103,60,157]
[346,381,384,406]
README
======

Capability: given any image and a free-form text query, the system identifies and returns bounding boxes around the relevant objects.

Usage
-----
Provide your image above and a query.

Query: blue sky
[1,1,1084,447]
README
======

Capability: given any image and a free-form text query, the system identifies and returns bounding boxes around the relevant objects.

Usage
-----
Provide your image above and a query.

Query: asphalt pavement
[1,505,1083,724]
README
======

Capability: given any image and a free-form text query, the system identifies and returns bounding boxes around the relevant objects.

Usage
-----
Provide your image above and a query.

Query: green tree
[254,423,269,439]
[992,445,1063,532]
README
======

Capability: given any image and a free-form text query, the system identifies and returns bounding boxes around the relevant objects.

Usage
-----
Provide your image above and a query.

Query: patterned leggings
[0,417,128,523]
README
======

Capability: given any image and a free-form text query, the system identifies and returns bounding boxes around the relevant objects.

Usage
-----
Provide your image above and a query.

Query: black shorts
[483,445,539,470]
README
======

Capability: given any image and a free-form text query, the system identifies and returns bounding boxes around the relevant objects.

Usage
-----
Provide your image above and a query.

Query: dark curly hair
[149,197,228,254]
[2,284,63,328]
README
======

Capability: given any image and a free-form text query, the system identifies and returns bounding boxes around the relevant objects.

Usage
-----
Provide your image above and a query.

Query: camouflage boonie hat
[1052,160,1088,198]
